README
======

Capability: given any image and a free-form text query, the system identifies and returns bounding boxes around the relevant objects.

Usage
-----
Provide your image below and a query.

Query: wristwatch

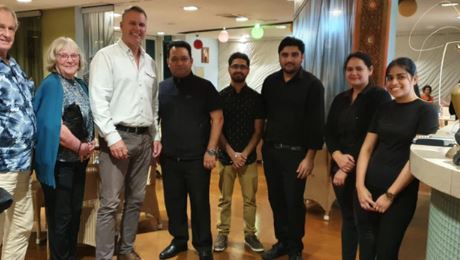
[385,191,395,201]
[206,148,218,156]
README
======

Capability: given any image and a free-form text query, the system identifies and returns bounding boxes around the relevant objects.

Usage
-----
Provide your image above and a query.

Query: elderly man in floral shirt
[0,5,36,260]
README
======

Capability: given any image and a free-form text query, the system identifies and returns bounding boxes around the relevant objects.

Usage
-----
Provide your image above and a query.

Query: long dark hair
[386,57,419,97]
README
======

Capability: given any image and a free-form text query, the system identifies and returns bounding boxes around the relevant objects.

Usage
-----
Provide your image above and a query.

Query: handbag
[0,187,13,213]
[62,102,88,141]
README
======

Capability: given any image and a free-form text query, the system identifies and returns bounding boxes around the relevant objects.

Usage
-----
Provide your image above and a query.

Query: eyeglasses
[57,53,80,60]
[229,64,249,70]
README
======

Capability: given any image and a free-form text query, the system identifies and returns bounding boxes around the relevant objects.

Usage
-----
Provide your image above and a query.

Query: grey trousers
[95,131,152,260]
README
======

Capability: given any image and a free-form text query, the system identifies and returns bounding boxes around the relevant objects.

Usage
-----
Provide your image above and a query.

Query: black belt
[115,124,149,134]
[270,143,306,152]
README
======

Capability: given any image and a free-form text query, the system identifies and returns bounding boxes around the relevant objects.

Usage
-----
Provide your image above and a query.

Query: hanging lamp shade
[398,0,417,17]
[193,39,203,49]
[251,24,264,39]
[218,29,229,43]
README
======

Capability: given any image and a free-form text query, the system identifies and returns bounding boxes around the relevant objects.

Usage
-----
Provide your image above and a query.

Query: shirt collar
[117,38,146,56]
[277,68,304,82]
[228,84,249,94]
[173,72,194,85]
[344,84,372,98]
[0,55,17,67]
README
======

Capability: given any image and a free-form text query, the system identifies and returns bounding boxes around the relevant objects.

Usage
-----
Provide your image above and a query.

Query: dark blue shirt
[159,73,222,159]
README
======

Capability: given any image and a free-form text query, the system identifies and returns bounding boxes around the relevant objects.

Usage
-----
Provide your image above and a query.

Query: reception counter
[410,144,460,259]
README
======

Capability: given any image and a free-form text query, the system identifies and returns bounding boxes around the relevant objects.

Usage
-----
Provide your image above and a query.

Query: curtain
[82,5,114,80]
[9,15,43,86]
[293,0,355,112]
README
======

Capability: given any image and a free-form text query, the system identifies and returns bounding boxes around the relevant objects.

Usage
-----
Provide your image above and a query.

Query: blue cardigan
[33,72,88,188]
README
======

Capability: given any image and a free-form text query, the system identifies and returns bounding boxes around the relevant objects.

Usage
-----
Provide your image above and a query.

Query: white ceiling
[397,0,460,35]
[3,0,460,38]
[4,0,294,39]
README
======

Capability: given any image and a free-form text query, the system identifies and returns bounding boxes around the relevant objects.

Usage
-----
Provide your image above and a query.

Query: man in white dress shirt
[89,6,160,260]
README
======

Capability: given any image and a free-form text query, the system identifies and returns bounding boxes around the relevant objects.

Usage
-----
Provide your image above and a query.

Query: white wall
[396,32,460,105]
[218,38,282,92]
[185,36,219,87]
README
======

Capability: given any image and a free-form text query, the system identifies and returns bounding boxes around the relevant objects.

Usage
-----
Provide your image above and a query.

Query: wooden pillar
[353,0,393,86]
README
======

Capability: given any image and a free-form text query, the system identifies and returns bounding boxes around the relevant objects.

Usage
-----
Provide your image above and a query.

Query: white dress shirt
[89,39,159,146]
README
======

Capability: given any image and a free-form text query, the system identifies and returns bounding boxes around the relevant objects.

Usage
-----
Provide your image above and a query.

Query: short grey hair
[46,37,86,73]
[0,5,19,30]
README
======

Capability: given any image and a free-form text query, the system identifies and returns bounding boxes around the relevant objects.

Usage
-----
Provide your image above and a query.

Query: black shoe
[289,252,302,260]
[261,242,288,260]
[198,249,214,260]
[159,243,188,259]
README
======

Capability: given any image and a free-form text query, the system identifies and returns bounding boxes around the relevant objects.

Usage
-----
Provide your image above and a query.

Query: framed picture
[201,47,209,63]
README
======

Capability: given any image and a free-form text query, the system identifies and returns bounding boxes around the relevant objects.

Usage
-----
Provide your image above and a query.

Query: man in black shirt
[213,52,265,253]
[157,41,223,260]
[261,37,325,260]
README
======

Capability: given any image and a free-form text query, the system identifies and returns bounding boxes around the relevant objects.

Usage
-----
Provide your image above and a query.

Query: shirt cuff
[106,131,122,147]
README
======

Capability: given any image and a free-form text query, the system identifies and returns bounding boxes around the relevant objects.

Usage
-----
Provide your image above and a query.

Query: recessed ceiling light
[275,25,287,29]
[183,6,198,11]
[236,16,248,22]
[113,26,120,31]
[17,0,32,3]
[157,32,165,35]
[441,3,458,7]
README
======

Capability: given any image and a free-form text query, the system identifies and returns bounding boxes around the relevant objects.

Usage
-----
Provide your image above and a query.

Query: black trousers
[331,165,358,260]
[355,183,418,260]
[42,160,88,260]
[262,144,307,254]
[160,157,212,250]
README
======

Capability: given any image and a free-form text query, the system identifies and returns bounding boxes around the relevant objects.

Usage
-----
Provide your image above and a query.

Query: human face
[0,10,17,60]
[345,57,373,89]
[120,11,146,49]
[55,47,80,79]
[228,58,249,83]
[423,88,431,95]
[385,65,417,102]
[279,46,304,75]
[168,47,193,78]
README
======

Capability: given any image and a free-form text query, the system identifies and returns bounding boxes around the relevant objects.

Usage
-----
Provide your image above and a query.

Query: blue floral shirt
[0,56,36,172]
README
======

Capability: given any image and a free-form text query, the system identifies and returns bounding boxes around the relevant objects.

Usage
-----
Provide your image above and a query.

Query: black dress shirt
[219,85,265,165]
[325,85,391,160]
[159,73,222,159]
[262,69,325,150]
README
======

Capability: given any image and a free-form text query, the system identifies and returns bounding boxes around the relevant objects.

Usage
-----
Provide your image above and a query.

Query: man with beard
[213,52,265,253]
[157,40,223,260]
[261,37,325,260]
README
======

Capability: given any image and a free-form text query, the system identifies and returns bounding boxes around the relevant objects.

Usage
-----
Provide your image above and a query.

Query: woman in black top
[355,57,438,259]
[325,52,390,260]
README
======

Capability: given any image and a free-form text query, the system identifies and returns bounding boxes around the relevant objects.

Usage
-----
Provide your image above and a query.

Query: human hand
[373,194,393,213]
[357,186,376,211]
[232,152,247,169]
[333,152,355,173]
[332,169,348,186]
[203,152,217,170]
[109,140,129,160]
[296,157,314,179]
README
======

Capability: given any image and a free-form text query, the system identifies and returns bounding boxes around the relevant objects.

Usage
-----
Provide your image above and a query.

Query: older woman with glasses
[33,37,95,259]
